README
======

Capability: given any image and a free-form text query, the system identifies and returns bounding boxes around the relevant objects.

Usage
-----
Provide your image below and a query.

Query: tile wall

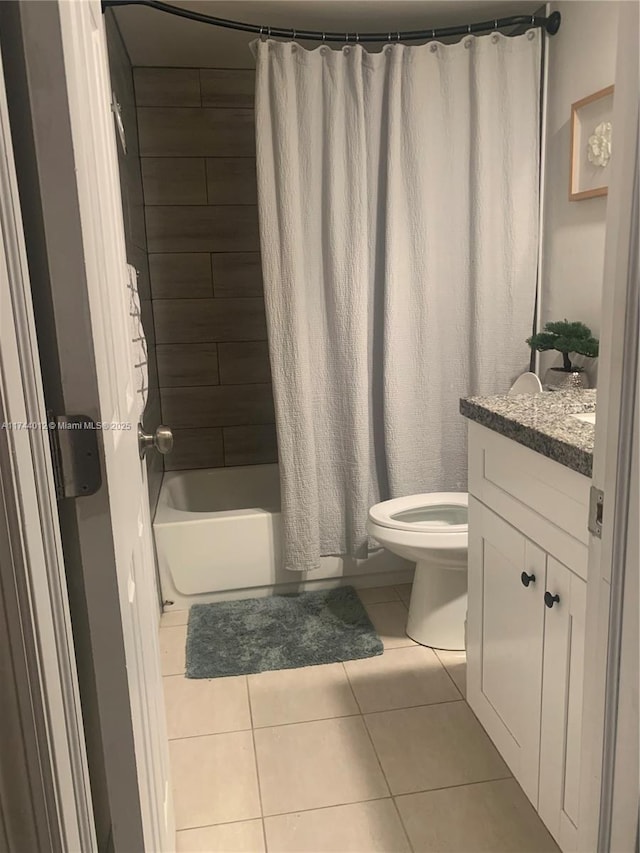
[106,15,163,506]
[134,67,277,470]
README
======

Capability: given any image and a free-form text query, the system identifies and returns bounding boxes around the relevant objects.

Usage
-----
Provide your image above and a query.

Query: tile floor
[160,584,559,853]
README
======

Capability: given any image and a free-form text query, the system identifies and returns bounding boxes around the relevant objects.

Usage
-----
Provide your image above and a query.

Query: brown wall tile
[223,424,278,467]
[149,253,213,298]
[218,341,271,385]
[145,205,259,253]
[212,252,263,297]
[161,384,275,428]
[200,69,254,108]
[138,66,274,468]
[138,108,255,157]
[134,68,201,106]
[157,342,219,387]
[153,298,267,343]
[164,427,224,470]
[142,157,207,205]
[206,158,257,205]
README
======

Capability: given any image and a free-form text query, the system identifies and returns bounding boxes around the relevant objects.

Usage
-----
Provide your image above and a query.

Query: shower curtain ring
[396,31,401,41]
[531,15,535,25]
[387,32,392,41]
[345,32,349,42]
[293,28,296,39]
[467,24,471,34]
[355,32,360,43]
[431,29,436,39]
[322,32,326,42]
[494,19,498,29]
[267,26,271,37]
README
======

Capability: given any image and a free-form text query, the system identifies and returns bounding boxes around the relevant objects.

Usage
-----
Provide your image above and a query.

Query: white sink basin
[571,412,596,425]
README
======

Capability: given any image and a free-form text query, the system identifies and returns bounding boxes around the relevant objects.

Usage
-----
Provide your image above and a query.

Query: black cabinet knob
[521,572,536,587]
[544,591,560,608]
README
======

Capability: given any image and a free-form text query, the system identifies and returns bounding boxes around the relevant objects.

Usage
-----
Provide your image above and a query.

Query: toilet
[367,492,468,651]
[367,374,541,650]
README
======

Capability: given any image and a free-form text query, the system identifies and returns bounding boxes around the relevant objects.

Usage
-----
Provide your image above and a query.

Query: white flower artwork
[570,85,614,200]
[587,121,612,168]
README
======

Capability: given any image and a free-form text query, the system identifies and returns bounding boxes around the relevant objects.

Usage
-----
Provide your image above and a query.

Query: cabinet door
[538,557,587,851]
[467,498,546,805]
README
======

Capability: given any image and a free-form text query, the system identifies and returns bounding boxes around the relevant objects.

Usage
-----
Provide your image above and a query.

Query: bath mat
[185,586,383,678]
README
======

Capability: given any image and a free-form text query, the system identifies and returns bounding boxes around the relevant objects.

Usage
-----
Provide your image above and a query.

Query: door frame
[578,4,639,850]
[0,33,95,853]
[0,1,157,849]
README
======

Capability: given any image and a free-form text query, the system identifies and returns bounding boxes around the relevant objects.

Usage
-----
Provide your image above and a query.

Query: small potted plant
[527,320,599,390]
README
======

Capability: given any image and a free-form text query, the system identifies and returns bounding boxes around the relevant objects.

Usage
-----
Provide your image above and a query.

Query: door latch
[588,486,604,539]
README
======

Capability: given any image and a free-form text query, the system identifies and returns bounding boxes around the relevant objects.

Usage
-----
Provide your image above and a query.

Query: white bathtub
[153,464,412,610]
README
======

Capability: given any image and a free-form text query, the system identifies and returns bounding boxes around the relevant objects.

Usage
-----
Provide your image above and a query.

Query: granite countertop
[460,389,596,477]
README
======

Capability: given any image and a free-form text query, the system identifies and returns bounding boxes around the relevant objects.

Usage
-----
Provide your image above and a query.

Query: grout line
[394,775,514,804]
[432,650,466,700]
[174,778,516,835]
[245,678,268,851]
[168,726,253,743]
[341,666,393,802]
[391,795,415,853]
[362,698,465,719]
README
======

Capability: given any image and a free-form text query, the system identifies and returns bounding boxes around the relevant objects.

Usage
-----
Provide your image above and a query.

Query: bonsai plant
[527,320,599,390]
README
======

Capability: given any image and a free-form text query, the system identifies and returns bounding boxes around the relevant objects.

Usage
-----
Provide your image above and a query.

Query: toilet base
[406,559,467,651]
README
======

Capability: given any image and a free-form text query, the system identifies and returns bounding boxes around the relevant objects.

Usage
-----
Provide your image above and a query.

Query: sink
[571,412,596,425]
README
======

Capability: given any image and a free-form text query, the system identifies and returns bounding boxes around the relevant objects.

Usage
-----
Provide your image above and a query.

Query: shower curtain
[254,31,541,572]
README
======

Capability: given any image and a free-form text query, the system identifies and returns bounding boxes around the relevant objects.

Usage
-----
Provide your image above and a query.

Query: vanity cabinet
[467,422,591,852]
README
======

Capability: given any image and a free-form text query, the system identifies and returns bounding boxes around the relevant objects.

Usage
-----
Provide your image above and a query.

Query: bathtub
[153,464,412,610]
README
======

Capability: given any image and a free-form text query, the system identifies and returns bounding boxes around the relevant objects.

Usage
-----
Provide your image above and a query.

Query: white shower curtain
[254,31,541,572]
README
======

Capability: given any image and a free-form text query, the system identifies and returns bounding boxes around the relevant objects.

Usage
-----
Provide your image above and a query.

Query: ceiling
[113,0,541,68]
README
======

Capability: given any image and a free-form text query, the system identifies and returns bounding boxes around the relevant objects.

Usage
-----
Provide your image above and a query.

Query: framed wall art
[569,84,614,201]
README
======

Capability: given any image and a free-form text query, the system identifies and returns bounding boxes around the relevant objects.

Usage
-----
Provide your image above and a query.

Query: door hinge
[48,413,102,500]
[588,485,604,539]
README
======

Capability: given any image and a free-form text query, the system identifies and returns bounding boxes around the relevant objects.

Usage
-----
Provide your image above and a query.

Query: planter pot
[543,367,589,391]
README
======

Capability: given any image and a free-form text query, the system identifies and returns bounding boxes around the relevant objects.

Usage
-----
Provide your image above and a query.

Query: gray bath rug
[185,586,383,678]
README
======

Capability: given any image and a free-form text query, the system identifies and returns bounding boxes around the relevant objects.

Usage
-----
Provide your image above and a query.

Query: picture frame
[569,84,614,201]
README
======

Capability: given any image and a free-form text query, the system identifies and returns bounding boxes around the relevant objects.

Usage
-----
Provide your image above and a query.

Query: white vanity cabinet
[466,421,591,852]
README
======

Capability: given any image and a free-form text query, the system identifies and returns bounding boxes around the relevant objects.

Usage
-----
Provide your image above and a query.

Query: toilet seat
[368,492,467,533]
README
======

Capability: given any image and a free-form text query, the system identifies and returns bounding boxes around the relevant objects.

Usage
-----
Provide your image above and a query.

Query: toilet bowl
[367,493,468,651]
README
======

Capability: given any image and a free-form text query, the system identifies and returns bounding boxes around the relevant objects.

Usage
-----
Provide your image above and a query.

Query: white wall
[540,1,620,382]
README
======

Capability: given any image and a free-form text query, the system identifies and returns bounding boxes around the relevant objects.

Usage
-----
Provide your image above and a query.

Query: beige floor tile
[264,800,411,853]
[357,586,400,605]
[344,646,461,713]
[164,674,251,739]
[170,731,261,829]
[254,716,389,815]
[248,663,359,728]
[434,648,467,697]
[160,608,190,627]
[176,819,265,853]
[396,779,559,852]
[365,601,416,649]
[160,625,188,675]
[394,584,413,605]
[365,702,509,794]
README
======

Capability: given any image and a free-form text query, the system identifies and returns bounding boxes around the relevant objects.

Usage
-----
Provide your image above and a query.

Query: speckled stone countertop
[460,390,596,477]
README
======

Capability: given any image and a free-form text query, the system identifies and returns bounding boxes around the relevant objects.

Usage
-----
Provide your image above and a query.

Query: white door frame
[0,1,170,849]
[578,4,639,850]
[0,39,95,852]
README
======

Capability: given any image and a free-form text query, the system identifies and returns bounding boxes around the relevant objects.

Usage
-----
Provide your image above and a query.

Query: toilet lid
[368,492,468,533]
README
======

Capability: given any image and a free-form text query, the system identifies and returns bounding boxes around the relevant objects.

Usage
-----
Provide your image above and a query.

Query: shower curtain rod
[101,0,562,43]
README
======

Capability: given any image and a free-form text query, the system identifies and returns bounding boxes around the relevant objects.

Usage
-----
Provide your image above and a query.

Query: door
[467,497,546,805]
[538,558,587,851]
[55,2,174,850]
